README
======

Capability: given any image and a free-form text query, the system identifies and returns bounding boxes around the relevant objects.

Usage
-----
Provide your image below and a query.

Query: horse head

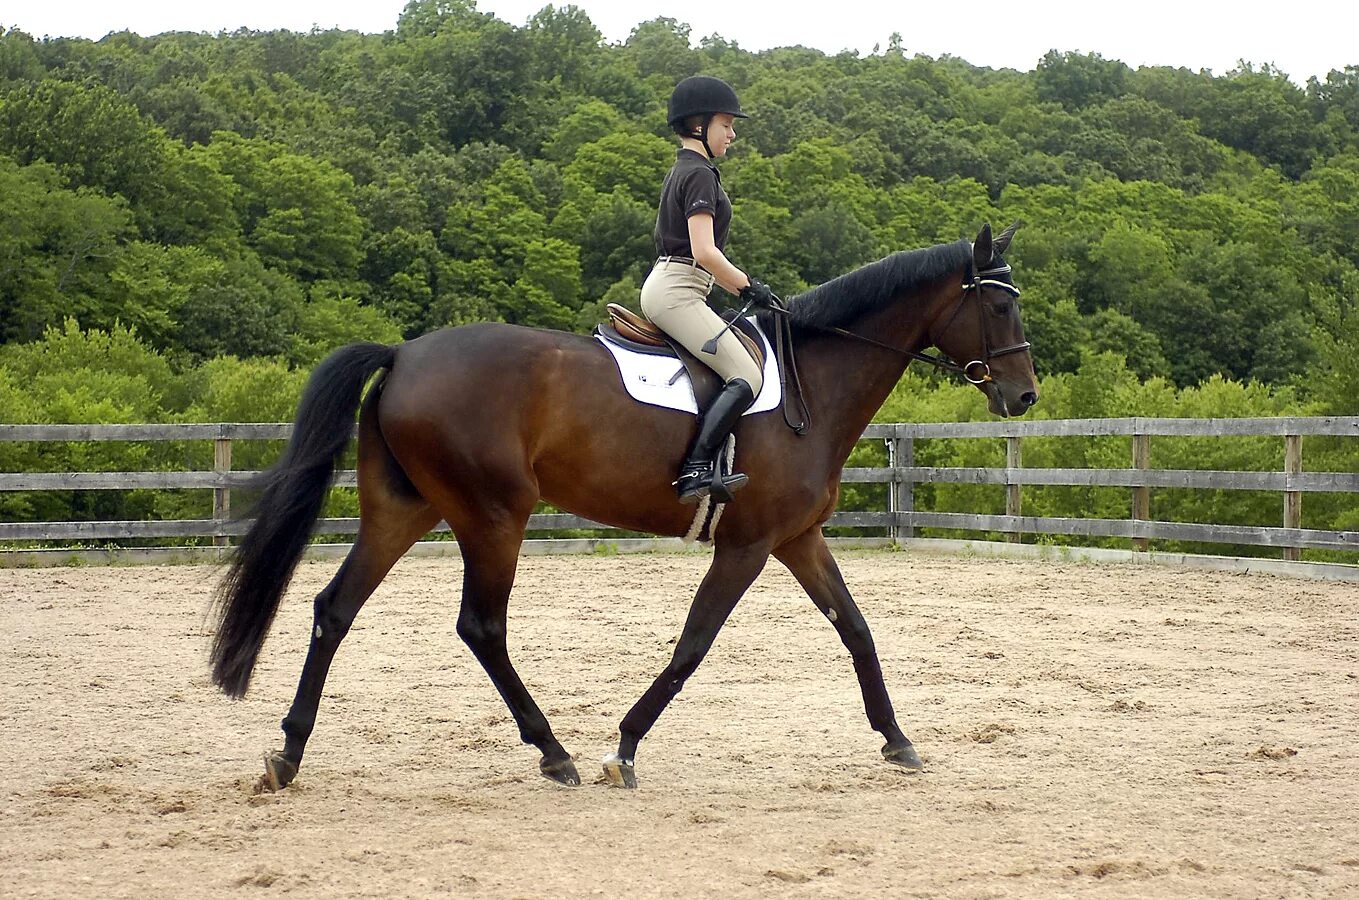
[928,223,1039,418]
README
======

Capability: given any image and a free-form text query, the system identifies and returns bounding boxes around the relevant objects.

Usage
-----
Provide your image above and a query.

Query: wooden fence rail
[2,418,1356,561]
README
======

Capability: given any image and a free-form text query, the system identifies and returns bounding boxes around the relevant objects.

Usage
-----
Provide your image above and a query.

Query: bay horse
[211,223,1038,790]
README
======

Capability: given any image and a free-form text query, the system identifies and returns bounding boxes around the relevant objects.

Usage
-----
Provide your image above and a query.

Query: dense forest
[1,0,1356,553]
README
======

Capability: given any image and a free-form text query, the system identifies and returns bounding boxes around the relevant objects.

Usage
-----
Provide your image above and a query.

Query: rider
[641,75,777,505]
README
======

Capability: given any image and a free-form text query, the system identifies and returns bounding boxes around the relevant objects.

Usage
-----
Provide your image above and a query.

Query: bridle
[928,262,1030,384]
[782,262,1028,384]
[762,260,1030,434]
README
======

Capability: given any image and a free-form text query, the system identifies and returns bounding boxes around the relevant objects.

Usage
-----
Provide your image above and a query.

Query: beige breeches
[639,259,764,393]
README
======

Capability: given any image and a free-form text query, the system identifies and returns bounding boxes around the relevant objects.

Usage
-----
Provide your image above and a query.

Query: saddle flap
[726,315,766,374]
[605,303,765,373]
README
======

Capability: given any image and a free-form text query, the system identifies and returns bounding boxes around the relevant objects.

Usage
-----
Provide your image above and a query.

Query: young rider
[641,75,777,504]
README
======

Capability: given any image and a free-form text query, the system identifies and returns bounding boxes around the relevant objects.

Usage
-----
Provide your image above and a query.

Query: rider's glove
[740,278,776,309]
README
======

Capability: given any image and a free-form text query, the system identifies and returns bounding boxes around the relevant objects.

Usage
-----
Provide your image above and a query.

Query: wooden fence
[1,418,1357,565]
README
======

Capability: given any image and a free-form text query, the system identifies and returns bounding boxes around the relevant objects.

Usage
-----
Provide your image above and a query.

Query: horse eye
[990,300,1013,316]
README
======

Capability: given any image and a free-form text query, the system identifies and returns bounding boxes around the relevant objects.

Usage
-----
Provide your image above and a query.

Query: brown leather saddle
[597,303,766,409]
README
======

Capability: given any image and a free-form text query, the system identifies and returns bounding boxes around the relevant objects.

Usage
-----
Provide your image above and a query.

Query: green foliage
[0,156,135,342]
[180,355,309,424]
[1,15,1357,557]
[198,133,363,281]
[0,320,177,419]
[2,15,1352,388]
[0,321,178,525]
[1036,51,1130,111]
[290,291,405,366]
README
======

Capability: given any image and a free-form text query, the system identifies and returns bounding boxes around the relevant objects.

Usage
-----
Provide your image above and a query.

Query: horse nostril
[1020,391,1038,408]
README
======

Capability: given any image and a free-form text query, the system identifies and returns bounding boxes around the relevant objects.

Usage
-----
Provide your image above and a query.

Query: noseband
[932,263,1030,384]
[788,262,1029,384]
[760,261,1030,435]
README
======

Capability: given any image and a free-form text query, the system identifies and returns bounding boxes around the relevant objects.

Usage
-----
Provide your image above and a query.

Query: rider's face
[707,114,737,156]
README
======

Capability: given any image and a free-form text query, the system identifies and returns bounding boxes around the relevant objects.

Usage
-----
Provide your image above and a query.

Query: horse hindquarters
[376,335,583,786]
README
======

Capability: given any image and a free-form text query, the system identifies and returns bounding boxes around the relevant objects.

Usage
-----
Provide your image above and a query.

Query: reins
[761,262,1029,434]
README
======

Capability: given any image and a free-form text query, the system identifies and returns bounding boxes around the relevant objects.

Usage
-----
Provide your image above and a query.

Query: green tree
[622,18,700,82]
[792,200,881,284]
[542,99,627,161]
[200,133,363,282]
[1196,65,1327,178]
[290,291,405,365]
[0,157,134,343]
[107,242,226,350]
[562,130,674,202]
[1035,50,1130,110]
[172,252,304,360]
[0,27,44,84]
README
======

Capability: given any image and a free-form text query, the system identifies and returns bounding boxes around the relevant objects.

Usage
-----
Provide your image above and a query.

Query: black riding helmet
[668,75,747,158]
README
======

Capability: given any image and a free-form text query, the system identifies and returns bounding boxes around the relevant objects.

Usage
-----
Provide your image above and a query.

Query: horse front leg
[773,528,923,771]
[606,543,769,788]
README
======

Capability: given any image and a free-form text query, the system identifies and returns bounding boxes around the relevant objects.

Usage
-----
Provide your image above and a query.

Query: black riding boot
[675,378,756,504]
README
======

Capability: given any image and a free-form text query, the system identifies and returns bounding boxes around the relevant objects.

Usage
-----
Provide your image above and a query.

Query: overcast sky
[4,0,1355,85]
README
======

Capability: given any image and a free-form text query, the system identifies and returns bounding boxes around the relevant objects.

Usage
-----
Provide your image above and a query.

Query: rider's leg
[640,261,765,502]
[675,377,755,503]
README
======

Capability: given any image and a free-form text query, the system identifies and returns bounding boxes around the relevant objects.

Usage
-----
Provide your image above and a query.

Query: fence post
[1131,433,1150,552]
[213,437,232,547]
[1284,433,1302,562]
[1005,435,1022,543]
[887,426,915,543]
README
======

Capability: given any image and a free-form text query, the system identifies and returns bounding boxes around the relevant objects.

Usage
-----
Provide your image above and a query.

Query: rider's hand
[740,278,776,309]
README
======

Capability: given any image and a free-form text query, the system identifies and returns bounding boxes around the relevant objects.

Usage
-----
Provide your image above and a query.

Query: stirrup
[675,465,748,504]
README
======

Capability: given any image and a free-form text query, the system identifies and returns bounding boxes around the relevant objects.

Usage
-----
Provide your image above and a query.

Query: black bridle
[928,262,1031,384]
[803,262,1029,384]
[760,261,1030,434]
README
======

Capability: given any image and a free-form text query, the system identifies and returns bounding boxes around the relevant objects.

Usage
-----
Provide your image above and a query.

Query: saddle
[597,303,766,410]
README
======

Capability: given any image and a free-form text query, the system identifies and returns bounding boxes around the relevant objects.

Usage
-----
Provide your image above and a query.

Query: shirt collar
[676,147,720,181]
[677,147,715,165]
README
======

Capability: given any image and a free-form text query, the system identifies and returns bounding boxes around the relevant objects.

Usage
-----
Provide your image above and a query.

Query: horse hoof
[540,757,581,787]
[258,751,299,792]
[883,741,924,771]
[602,753,637,789]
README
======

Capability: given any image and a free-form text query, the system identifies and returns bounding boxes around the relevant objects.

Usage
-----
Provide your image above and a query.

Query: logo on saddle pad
[596,317,782,416]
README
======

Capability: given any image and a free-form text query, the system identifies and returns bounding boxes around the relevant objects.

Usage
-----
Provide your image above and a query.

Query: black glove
[740,278,776,309]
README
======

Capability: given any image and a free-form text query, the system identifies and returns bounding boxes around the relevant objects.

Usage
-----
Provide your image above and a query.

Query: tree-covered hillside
[1,1,1356,402]
[3,1,1356,555]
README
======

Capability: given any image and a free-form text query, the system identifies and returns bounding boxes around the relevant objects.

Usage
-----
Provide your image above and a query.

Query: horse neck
[795,274,958,458]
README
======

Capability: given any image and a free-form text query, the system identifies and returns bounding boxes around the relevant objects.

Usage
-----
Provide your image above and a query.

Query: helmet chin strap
[697,114,716,158]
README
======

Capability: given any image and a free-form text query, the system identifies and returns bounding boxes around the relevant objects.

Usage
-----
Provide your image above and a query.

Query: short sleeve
[677,167,720,219]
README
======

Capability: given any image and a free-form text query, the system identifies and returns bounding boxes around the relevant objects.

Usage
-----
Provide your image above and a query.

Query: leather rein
[763,262,1029,434]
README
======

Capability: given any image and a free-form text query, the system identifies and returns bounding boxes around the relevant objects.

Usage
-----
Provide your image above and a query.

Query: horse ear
[972,223,993,269]
[994,221,1020,255]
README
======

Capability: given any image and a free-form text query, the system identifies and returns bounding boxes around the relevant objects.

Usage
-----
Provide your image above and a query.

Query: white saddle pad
[596,317,782,415]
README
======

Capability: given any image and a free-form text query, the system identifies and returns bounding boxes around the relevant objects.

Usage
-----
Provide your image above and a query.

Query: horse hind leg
[446,502,580,787]
[263,388,440,791]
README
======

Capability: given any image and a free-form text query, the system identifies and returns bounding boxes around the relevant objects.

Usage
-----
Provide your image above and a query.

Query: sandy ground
[1,550,1357,899]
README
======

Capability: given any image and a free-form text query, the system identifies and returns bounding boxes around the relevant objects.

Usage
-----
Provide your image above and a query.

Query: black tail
[210,342,396,698]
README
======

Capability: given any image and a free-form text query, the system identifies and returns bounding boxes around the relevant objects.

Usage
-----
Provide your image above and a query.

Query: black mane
[764,239,973,332]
